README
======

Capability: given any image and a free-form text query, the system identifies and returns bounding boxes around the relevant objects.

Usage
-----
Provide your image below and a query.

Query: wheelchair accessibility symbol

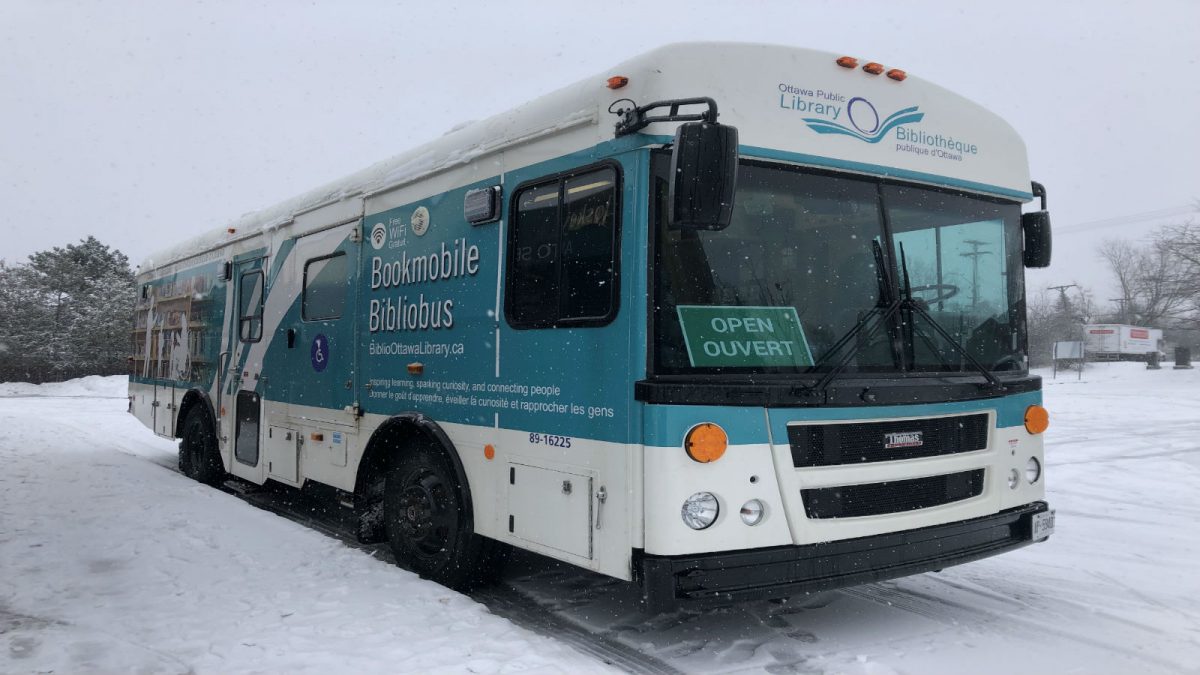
[311,334,330,373]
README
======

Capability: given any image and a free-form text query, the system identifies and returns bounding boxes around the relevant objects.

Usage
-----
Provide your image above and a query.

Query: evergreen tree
[0,237,135,382]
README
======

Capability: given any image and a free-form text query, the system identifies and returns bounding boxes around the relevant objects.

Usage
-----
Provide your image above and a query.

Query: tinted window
[303,252,347,321]
[507,166,619,328]
[238,271,263,343]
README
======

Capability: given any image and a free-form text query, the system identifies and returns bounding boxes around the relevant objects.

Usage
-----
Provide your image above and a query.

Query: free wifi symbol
[370,224,387,249]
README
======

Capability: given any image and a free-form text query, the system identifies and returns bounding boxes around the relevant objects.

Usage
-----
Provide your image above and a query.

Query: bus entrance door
[276,222,360,477]
[224,257,267,483]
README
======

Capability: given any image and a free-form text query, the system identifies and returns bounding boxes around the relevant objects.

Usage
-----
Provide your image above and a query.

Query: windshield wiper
[801,241,903,395]
[898,244,1005,391]
[799,241,1006,399]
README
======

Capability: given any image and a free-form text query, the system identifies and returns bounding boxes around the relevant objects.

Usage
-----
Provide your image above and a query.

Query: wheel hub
[391,467,456,559]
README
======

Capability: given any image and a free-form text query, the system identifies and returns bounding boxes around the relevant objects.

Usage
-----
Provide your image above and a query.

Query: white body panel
[643,412,1044,556]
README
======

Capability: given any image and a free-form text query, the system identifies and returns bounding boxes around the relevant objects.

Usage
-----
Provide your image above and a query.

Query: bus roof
[141,42,1032,272]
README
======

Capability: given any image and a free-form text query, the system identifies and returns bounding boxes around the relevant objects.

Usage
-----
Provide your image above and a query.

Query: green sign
[677,305,814,368]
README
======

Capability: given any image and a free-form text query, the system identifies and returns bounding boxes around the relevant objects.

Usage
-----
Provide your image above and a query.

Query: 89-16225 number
[529,433,572,448]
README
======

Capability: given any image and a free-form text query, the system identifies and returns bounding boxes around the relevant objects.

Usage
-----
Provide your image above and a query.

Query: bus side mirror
[1022,211,1052,268]
[669,121,738,230]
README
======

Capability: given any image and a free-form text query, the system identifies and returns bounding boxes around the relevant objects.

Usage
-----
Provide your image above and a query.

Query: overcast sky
[2,0,1197,306]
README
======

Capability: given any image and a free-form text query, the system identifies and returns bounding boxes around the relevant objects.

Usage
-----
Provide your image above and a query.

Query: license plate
[1032,510,1055,540]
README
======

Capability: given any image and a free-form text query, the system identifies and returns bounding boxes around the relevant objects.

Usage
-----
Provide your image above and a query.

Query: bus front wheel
[383,445,497,590]
[179,406,225,486]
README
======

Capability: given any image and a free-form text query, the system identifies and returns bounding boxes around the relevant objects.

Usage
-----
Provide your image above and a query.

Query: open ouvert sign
[676,305,814,368]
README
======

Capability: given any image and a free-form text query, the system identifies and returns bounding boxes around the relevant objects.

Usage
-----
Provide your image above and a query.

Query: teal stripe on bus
[643,389,1043,448]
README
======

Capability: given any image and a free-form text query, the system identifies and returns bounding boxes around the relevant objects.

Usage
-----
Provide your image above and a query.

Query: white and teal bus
[130,43,1055,611]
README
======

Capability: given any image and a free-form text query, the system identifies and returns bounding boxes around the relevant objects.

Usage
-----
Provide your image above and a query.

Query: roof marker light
[862,62,885,75]
[606,76,629,90]
[836,56,858,68]
[886,68,907,82]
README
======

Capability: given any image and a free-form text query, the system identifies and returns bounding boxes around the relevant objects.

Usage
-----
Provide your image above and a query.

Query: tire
[179,406,225,487]
[383,444,503,590]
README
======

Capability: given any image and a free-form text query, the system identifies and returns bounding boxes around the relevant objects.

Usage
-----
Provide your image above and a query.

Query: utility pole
[960,240,993,309]
[1109,297,1128,324]
[1048,284,1078,316]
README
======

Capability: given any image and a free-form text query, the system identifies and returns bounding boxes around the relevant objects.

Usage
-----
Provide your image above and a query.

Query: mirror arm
[613,97,719,137]
[1031,180,1047,210]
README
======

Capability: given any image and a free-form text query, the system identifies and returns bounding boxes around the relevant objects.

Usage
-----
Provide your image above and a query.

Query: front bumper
[637,501,1051,613]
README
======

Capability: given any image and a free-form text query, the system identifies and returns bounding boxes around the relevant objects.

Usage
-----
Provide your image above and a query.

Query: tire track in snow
[842,578,1188,671]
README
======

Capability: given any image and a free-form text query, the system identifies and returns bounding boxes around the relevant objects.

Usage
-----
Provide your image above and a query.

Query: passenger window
[238,271,264,342]
[507,166,619,328]
[303,252,347,321]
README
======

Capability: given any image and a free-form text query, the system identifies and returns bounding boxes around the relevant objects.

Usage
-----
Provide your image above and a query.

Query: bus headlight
[681,492,719,530]
[740,499,765,526]
[1008,469,1020,490]
[1025,457,1042,484]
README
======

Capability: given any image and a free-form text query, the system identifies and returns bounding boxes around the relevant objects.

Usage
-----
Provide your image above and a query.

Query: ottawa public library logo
[804,97,925,144]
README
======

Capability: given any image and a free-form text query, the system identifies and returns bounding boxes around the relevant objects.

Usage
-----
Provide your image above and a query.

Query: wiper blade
[898,243,1005,391]
[801,241,899,396]
[799,242,1007,400]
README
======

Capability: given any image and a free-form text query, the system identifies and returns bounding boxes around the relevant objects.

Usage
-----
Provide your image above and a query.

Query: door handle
[287,328,296,348]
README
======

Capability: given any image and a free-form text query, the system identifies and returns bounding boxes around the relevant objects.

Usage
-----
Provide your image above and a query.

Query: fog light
[1008,468,1020,490]
[681,492,719,530]
[740,499,765,526]
[1026,457,1042,484]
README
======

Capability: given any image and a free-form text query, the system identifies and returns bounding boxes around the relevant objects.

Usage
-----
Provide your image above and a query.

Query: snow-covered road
[2,364,1199,674]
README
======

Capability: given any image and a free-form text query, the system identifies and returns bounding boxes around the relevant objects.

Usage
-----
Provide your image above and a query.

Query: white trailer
[1084,324,1163,361]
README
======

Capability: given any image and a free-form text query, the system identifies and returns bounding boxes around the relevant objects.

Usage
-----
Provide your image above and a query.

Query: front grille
[802,469,985,519]
[788,413,989,467]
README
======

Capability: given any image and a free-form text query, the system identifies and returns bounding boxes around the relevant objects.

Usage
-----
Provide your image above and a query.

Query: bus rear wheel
[383,446,498,590]
[179,406,225,486]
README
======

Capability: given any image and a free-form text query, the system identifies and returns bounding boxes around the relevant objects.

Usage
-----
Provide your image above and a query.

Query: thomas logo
[369,223,387,250]
[804,97,924,144]
[884,431,924,449]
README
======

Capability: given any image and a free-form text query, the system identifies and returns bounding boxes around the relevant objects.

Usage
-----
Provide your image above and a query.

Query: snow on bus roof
[137,71,608,272]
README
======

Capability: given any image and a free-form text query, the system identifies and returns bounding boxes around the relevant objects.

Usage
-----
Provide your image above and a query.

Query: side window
[302,252,347,321]
[506,165,619,328]
[238,271,264,342]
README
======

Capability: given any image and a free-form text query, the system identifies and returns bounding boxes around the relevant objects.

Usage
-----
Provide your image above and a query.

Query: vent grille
[802,469,985,519]
[789,413,988,467]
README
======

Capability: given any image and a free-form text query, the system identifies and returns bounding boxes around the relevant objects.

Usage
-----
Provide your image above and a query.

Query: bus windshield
[651,157,1027,376]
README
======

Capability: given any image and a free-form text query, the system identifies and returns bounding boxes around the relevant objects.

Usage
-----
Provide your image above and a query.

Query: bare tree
[1098,228,1193,326]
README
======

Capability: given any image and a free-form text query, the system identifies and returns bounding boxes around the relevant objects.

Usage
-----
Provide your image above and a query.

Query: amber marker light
[862,62,885,75]
[836,56,858,68]
[685,422,728,463]
[407,362,424,376]
[1025,405,1050,434]
[606,76,629,89]
[484,444,495,460]
[886,68,907,81]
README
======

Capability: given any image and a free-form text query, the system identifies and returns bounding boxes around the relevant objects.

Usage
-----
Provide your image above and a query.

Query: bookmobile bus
[130,43,1055,612]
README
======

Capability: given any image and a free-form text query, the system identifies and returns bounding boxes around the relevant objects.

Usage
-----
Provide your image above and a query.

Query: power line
[1056,204,1196,235]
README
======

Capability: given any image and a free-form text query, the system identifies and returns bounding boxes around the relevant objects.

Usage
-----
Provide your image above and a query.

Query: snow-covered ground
[2,363,1199,673]
[0,378,611,673]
